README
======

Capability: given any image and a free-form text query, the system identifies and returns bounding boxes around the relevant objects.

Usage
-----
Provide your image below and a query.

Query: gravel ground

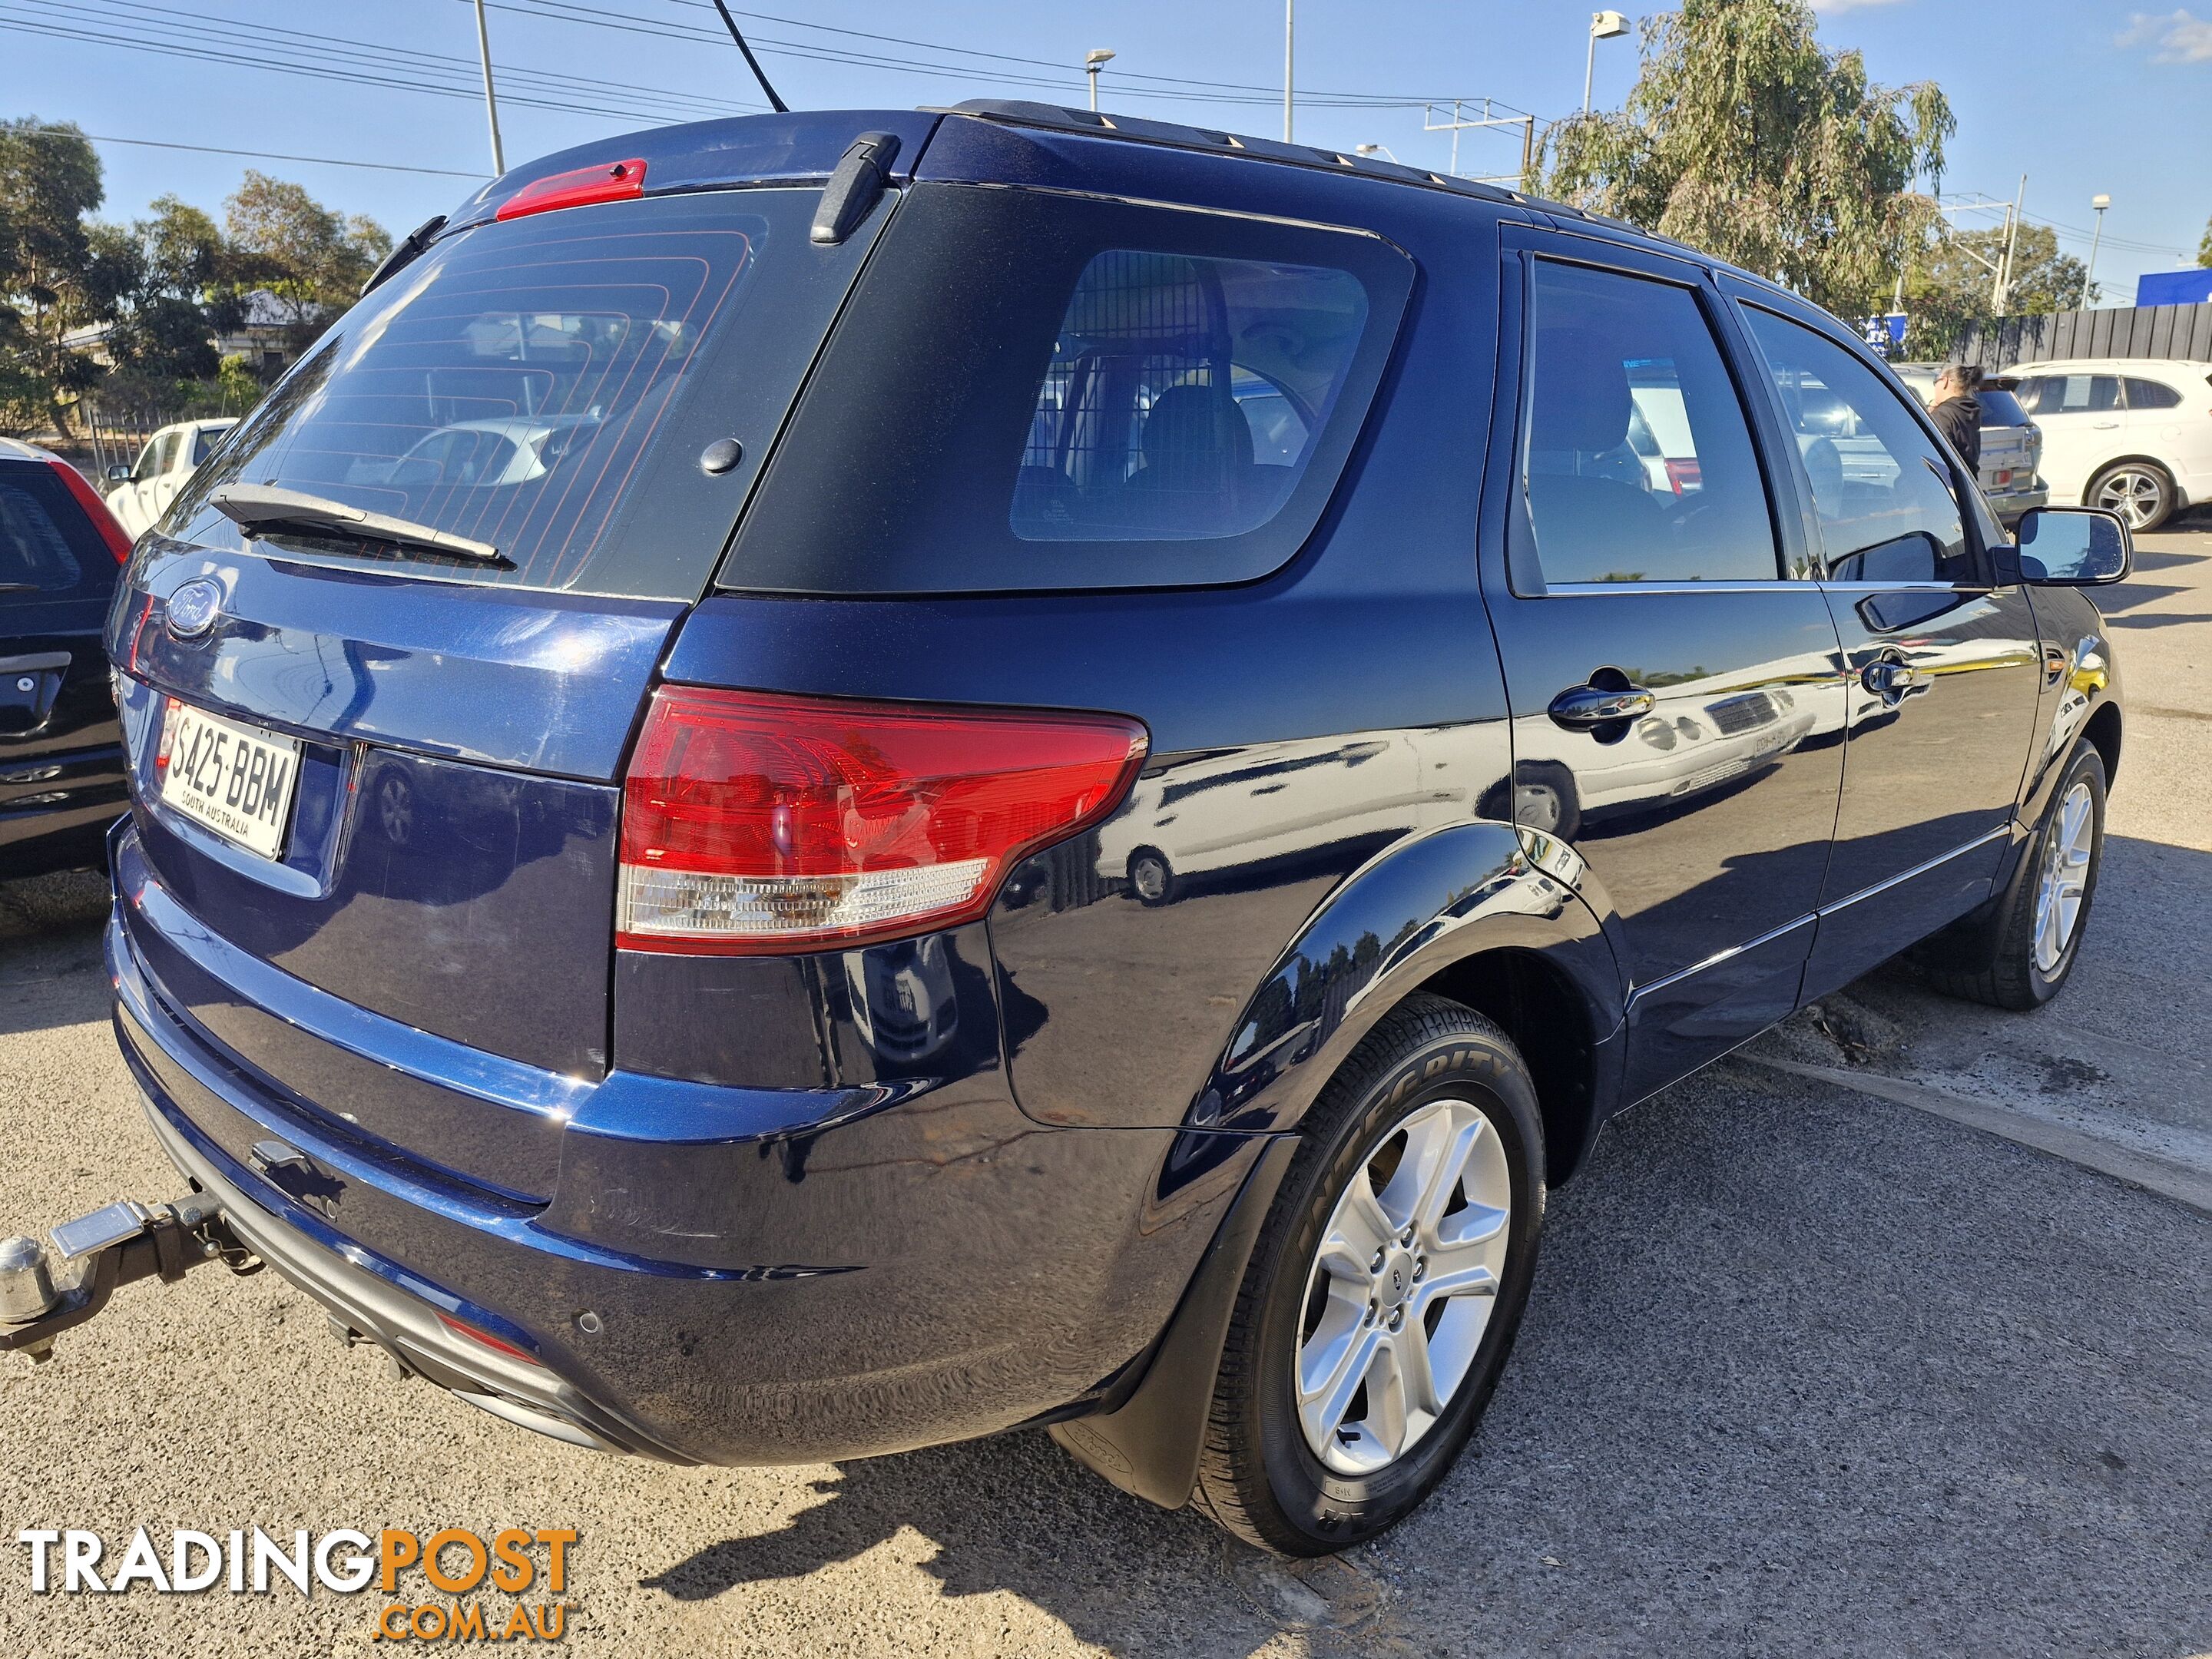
[1,524,2207,1659]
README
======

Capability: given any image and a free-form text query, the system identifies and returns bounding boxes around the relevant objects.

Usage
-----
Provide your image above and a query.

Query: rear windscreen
[1979,389,2029,426]
[163,189,881,600]
[0,475,84,592]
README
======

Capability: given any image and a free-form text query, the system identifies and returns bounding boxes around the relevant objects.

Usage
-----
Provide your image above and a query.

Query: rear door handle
[1548,678,1655,730]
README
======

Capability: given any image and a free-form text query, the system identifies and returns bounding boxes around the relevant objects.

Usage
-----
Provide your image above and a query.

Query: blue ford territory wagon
[89,104,2129,1555]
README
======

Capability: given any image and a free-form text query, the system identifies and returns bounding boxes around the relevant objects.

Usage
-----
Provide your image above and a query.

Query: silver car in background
[1892,365,2048,524]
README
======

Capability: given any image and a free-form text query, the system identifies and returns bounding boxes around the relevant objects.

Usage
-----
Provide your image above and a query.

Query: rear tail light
[1663,456,1702,494]
[45,456,133,562]
[618,687,1147,955]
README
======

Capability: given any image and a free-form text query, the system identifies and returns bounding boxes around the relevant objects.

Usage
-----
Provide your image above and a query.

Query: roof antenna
[709,1,789,114]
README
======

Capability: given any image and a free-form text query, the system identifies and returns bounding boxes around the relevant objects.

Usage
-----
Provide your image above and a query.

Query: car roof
[2013,359,2212,376]
[0,436,59,465]
[453,103,1780,294]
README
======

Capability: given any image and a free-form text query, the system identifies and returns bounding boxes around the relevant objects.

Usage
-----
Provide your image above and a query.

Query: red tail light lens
[495,157,647,221]
[618,687,1147,955]
[45,456,134,562]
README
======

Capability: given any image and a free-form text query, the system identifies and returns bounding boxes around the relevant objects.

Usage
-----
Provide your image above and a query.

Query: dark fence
[1956,303,2212,372]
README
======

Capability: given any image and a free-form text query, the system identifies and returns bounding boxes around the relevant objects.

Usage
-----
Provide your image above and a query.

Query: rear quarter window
[720,183,1413,594]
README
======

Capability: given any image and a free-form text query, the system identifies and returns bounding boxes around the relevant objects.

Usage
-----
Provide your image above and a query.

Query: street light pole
[1283,0,1295,143]
[1584,10,1628,116]
[2085,194,2111,307]
[472,0,505,177]
[1084,48,1116,112]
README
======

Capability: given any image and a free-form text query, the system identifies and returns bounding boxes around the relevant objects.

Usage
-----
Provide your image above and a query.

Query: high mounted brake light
[495,157,647,222]
[45,456,133,563]
[618,687,1147,955]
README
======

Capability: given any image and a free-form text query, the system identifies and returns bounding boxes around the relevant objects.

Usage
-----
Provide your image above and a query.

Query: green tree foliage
[1538,0,1952,321]
[0,118,109,431]
[1902,223,2088,360]
[0,129,389,435]
[2199,213,2210,268]
[223,171,391,351]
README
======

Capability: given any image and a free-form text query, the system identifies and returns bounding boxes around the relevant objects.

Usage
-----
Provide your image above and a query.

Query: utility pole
[2085,194,2111,306]
[472,0,505,177]
[1993,174,2025,313]
[1283,0,1295,143]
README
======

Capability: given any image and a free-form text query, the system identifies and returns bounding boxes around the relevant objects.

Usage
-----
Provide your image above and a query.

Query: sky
[5,0,2208,305]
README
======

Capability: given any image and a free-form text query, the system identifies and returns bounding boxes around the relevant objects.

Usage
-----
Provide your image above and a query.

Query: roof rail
[934,99,1529,208]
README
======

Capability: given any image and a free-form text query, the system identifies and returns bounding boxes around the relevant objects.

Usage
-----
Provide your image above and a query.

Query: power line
[40,126,486,179]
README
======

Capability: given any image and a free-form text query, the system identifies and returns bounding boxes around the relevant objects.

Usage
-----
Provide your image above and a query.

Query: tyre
[2088,462,2174,533]
[1926,742,2107,1011]
[1128,847,1176,906]
[1192,994,1545,1555]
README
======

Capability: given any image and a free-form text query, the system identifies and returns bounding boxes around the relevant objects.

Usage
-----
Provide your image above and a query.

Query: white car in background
[2008,358,2212,531]
[103,418,236,538]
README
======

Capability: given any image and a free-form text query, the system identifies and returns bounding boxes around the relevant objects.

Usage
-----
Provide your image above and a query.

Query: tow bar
[0,1194,249,1362]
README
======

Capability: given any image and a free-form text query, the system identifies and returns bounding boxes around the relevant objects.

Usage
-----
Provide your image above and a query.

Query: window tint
[2029,373,2121,414]
[1978,388,2029,426]
[165,191,853,598]
[1010,250,1368,542]
[1518,260,1780,584]
[720,184,1412,595]
[0,478,84,592]
[190,426,220,465]
[2124,377,2183,410]
[1740,308,1969,583]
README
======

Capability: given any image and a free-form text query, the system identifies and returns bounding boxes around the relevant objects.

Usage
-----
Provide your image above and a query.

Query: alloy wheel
[2032,779,2095,974]
[2092,469,2164,529]
[1294,1096,1511,1476]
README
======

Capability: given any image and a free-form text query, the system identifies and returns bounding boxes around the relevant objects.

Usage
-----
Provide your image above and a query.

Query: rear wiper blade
[208,483,511,568]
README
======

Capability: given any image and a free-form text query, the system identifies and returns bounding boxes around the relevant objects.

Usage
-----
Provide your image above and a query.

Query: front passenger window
[1518,260,1781,585]
[1739,308,1971,583]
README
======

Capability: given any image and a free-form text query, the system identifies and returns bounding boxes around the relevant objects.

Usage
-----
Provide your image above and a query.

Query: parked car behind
[2008,358,2212,531]
[88,104,2131,1559]
[103,419,237,540]
[0,439,131,879]
[1892,365,2048,524]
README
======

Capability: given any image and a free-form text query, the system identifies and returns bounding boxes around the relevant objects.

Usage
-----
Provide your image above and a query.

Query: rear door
[108,180,896,1201]
[1730,296,2041,1000]
[2018,370,2122,503]
[1485,228,1846,1102]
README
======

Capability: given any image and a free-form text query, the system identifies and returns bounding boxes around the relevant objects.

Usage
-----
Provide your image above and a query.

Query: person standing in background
[1928,363,1983,473]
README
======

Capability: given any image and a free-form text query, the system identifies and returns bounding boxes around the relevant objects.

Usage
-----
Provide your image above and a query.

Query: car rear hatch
[106,113,934,1204]
[1978,382,2037,492]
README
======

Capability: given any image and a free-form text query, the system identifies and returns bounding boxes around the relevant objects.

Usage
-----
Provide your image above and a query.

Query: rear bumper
[0,740,127,878]
[108,825,1259,1465]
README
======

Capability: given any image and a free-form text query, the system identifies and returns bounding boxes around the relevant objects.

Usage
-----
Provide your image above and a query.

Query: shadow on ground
[0,870,112,1039]
[648,1065,2210,1657]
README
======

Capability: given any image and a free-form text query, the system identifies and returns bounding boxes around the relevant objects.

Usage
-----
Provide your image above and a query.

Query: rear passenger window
[1740,308,1970,584]
[2033,374,2121,414]
[2124,377,2183,410]
[1012,251,1369,542]
[1518,260,1780,585]
[0,478,85,592]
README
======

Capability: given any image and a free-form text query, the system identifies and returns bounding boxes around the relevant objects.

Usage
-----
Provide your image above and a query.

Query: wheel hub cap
[1295,1094,1512,1476]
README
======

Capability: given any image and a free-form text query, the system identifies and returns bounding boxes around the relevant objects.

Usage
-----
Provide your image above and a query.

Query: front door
[1730,299,2043,999]
[1484,233,1846,1102]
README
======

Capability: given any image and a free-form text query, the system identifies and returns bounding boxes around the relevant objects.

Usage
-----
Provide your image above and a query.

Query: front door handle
[1548,676,1656,730]
[1860,657,1932,705]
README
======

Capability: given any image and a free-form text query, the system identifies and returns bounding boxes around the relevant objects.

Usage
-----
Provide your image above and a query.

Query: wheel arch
[2081,453,2174,501]
[2081,699,2122,786]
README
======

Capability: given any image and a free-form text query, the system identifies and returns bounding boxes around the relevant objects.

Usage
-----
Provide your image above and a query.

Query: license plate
[158,701,301,860]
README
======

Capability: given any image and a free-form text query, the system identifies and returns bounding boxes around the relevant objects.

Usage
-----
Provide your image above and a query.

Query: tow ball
[0,1194,249,1363]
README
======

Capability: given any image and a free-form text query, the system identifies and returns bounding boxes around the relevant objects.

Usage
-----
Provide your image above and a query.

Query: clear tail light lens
[618,686,1147,955]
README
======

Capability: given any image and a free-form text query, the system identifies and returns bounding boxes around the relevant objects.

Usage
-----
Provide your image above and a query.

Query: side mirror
[2012,506,2131,586]
[106,465,133,483]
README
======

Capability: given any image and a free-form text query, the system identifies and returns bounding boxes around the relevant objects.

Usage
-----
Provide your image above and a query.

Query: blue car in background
[78,104,2131,1556]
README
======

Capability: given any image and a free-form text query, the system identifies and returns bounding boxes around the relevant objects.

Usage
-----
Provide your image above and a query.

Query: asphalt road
[1,521,2207,1659]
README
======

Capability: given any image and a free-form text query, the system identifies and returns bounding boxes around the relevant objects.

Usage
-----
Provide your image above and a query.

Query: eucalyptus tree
[1540,0,1952,322]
